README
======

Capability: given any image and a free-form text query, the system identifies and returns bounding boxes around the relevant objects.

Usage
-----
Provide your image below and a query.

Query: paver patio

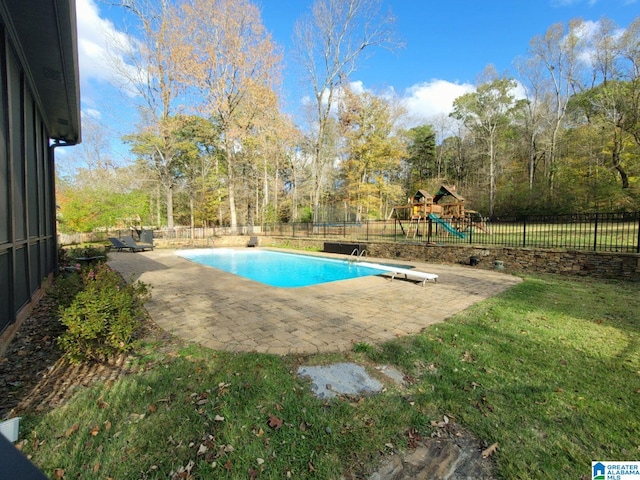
[108,248,522,355]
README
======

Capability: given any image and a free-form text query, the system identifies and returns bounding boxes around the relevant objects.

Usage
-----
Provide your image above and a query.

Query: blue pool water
[176,248,386,287]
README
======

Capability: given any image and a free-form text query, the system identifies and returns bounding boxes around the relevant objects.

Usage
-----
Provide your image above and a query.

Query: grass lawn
[19,274,639,479]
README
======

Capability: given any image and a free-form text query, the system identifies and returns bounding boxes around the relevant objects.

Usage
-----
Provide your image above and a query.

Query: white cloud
[403,80,475,121]
[349,80,366,95]
[300,80,368,110]
[76,0,126,82]
[299,79,476,132]
[82,108,102,120]
[76,0,137,91]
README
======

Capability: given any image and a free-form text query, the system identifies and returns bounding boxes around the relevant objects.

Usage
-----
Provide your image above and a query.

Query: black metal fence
[263,212,640,253]
[58,212,640,254]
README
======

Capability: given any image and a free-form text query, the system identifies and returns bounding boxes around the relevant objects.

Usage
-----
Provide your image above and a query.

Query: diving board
[357,262,438,287]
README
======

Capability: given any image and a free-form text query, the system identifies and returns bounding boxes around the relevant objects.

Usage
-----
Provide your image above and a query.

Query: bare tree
[175,0,283,230]
[527,20,585,197]
[107,0,187,229]
[293,0,401,222]
[451,68,522,216]
[515,55,552,192]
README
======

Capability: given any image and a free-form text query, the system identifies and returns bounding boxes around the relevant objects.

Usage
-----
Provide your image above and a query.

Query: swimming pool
[176,248,386,287]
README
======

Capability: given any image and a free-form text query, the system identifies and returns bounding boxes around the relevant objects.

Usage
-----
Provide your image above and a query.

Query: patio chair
[122,235,154,252]
[109,237,131,252]
[247,236,258,247]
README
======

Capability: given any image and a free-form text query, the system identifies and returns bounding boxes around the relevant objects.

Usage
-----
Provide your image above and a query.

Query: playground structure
[390,185,489,239]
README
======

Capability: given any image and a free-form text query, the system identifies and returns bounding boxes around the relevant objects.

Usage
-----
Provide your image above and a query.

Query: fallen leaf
[104,420,112,432]
[257,458,265,465]
[97,397,108,409]
[224,459,232,471]
[128,413,145,423]
[65,424,79,438]
[430,415,450,428]
[90,425,100,437]
[308,461,316,472]
[224,444,235,453]
[267,415,283,430]
[93,462,100,473]
[274,403,283,411]
[299,421,308,432]
[214,415,225,422]
[197,444,208,455]
[148,404,157,413]
[249,468,259,479]
[54,468,65,479]
[482,442,499,458]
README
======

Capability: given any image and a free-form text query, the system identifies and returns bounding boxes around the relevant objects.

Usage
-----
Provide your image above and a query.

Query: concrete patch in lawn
[297,363,385,399]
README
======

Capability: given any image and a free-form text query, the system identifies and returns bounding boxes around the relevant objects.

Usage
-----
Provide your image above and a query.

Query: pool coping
[108,248,523,355]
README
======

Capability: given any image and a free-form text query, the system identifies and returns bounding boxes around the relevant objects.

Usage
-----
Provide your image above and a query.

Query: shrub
[47,271,85,309]
[57,263,150,363]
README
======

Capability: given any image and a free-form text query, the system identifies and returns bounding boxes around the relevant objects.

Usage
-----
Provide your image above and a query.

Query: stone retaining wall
[261,237,640,281]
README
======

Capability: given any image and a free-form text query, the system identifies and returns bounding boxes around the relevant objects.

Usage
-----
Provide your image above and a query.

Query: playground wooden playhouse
[390,185,467,239]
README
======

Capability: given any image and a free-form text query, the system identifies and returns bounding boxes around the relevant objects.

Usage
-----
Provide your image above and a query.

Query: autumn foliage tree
[293,0,401,222]
[174,0,283,230]
[59,11,640,234]
[338,87,406,220]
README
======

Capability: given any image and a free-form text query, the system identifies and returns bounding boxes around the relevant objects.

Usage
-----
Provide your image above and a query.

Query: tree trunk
[226,145,238,231]
[166,183,174,229]
[228,178,237,231]
[612,129,629,189]
[489,136,496,216]
[189,196,195,243]
[312,143,322,223]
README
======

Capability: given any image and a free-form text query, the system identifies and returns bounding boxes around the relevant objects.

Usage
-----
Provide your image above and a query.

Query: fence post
[636,212,640,253]
[366,220,369,241]
[593,213,599,251]
[522,216,527,248]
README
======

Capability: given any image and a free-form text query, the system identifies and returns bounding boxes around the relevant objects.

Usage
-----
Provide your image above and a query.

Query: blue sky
[66,0,639,166]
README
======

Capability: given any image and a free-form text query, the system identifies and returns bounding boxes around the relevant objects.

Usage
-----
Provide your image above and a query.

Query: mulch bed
[0,296,138,419]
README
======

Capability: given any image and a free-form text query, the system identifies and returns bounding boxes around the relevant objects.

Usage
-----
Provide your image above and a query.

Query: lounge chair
[109,237,131,252]
[247,236,258,247]
[122,235,154,252]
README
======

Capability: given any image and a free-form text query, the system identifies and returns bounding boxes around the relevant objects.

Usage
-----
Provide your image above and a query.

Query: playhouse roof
[413,190,433,200]
[434,185,464,203]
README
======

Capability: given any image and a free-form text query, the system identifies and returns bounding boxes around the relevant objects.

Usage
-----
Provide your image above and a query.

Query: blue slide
[427,214,466,239]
